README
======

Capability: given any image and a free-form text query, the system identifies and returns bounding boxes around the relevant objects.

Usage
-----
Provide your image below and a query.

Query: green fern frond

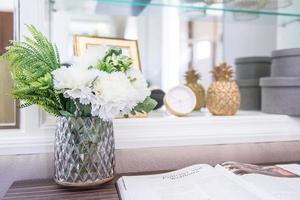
[0,24,63,116]
[25,25,59,68]
[20,102,34,108]
[13,93,61,116]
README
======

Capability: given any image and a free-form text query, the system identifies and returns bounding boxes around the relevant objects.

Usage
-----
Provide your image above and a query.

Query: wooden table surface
[3,178,120,200]
[3,171,168,200]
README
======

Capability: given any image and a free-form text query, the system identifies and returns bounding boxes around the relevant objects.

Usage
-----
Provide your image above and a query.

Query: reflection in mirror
[0,0,19,129]
[50,0,300,112]
[51,0,223,91]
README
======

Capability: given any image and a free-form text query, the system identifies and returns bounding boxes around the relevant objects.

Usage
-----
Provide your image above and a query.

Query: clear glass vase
[54,117,115,187]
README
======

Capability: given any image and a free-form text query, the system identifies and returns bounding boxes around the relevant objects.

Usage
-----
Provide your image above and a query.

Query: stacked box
[260,48,300,116]
[235,57,271,110]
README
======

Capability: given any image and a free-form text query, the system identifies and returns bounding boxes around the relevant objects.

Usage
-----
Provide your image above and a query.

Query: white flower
[91,72,140,120]
[52,48,151,120]
[52,66,98,90]
[126,67,150,103]
[64,88,94,105]
[52,66,99,104]
[52,46,106,90]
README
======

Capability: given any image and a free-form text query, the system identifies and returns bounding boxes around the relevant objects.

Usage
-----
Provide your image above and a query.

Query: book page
[241,174,300,200]
[240,164,300,200]
[222,161,299,177]
[117,164,275,200]
[220,163,300,200]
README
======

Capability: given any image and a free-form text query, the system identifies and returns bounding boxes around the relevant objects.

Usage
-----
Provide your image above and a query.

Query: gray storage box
[235,56,271,79]
[271,48,300,77]
[235,56,271,110]
[260,77,300,116]
[237,79,261,110]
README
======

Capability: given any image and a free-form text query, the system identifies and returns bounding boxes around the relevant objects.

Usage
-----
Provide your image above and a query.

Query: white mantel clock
[164,85,196,117]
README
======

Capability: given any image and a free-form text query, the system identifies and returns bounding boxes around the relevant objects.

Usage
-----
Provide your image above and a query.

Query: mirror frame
[0,0,20,129]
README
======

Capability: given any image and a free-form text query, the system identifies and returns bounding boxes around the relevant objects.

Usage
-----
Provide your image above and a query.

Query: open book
[116,162,300,200]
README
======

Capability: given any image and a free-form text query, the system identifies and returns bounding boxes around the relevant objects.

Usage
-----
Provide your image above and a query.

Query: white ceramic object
[164,85,196,117]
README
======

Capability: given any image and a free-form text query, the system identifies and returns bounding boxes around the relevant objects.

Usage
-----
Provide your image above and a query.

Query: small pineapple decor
[207,63,240,115]
[185,68,205,110]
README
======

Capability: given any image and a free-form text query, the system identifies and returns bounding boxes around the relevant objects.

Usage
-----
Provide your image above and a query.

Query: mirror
[51,1,225,90]
[50,0,300,111]
[0,0,19,128]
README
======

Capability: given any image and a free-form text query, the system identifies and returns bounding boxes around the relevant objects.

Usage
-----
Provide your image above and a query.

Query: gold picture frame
[73,35,141,70]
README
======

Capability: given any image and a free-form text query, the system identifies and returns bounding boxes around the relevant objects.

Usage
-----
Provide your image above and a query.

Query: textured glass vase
[54,117,115,187]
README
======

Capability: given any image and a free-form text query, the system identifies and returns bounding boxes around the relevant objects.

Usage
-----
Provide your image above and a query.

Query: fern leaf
[0,24,63,116]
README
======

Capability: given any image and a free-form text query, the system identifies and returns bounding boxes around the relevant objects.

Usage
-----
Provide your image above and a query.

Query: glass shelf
[94,0,300,17]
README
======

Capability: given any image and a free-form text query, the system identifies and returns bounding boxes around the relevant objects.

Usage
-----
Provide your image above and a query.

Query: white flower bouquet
[53,47,156,120]
[1,25,157,121]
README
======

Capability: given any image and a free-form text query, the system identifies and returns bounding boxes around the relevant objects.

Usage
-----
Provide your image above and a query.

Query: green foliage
[95,47,133,73]
[60,99,92,117]
[130,97,157,115]
[0,24,63,116]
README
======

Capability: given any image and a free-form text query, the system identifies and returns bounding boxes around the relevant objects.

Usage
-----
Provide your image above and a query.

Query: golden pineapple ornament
[207,63,240,116]
[185,68,205,110]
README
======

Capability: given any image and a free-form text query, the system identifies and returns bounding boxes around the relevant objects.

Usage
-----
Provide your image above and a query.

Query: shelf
[55,0,300,19]
[93,0,300,17]
[1,110,300,155]
[114,110,300,149]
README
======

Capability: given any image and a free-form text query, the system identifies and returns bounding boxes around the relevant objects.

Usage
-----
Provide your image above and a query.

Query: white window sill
[0,110,300,155]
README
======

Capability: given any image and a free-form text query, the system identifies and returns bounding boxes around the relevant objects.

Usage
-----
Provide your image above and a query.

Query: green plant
[0,24,63,115]
[95,48,133,73]
[1,25,156,118]
[130,96,157,116]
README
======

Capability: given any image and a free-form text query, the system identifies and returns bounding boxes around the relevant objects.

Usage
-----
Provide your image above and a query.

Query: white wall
[276,1,300,49]
[223,13,277,69]
[0,0,13,12]
[183,18,223,90]
[277,21,300,49]
[137,7,163,87]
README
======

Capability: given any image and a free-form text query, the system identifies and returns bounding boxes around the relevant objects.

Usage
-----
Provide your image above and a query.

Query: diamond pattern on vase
[54,117,115,187]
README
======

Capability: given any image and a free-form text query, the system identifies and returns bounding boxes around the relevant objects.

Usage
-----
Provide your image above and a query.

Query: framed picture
[73,35,141,70]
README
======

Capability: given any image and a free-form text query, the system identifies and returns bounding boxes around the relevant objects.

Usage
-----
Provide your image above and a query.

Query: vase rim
[57,116,112,121]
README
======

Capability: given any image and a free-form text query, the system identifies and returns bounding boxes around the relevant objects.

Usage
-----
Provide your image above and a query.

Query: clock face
[164,86,196,116]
